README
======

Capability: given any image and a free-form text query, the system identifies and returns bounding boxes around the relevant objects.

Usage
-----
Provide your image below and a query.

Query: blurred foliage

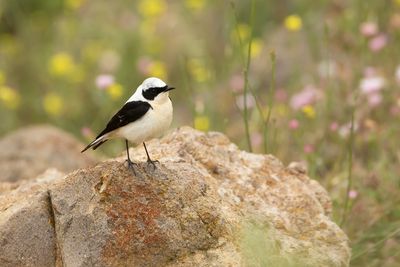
[1,0,400,266]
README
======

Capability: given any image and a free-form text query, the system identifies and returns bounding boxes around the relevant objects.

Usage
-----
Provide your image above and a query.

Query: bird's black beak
[164,86,175,92]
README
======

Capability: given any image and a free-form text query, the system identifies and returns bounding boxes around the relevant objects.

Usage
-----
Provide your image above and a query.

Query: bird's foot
[146,159,159,170]
[125,159,137,175]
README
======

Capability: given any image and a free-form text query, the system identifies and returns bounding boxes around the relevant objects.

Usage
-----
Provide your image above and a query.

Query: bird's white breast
[114,98,173,144]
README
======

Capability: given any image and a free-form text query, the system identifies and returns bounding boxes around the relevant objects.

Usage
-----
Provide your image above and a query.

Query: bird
[81,77,175,171]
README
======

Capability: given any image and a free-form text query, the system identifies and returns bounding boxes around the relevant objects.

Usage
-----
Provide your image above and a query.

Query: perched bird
[81,77,175,170]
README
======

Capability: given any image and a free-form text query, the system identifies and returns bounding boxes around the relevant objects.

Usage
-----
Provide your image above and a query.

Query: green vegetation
[1,0,400,265]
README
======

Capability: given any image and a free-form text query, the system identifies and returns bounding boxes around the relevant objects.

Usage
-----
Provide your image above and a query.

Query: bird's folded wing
[96,100,152,138]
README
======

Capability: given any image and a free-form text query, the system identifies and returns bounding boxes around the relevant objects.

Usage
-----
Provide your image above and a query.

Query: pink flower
[390,105,400,116]
[250,132,263,147]
[236,94,255,110]
[81,127,93,138]
[329,121,339,132]
[95,74,114,90]
[360,22,378,37]
[289,85,321,110]
[303,144,314,154]
[359,74,385,95]
[367,93,382,107]
[369,34,388,52]
[288,119,299,130]
[348,190,358,199]
[339,122,359,138]
[137,57,152,74]
[229,74,244,93]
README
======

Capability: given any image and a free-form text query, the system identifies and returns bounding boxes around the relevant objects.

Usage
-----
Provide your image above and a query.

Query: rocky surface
[0,126,351,267]
[0,125,97,183]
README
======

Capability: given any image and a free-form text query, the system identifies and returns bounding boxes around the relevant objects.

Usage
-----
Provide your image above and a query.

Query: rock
[0,169,64,267]
[0,125,97,182]
[0,126,351,267]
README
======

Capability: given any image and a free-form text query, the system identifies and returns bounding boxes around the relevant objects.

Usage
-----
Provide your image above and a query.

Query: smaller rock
[0,125,97,182]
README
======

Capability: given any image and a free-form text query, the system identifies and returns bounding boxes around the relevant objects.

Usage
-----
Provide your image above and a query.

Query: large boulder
[0,125,97,182]
[0,127,350,267]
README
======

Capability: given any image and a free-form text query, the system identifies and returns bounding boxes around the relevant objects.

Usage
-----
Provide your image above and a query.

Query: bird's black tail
[81,136,108,153]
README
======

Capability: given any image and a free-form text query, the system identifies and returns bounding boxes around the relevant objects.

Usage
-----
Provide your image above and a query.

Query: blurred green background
[1,0,400,265]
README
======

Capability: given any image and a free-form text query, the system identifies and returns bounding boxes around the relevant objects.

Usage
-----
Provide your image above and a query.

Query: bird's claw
[147,159,159,169]
[125,159,137,175]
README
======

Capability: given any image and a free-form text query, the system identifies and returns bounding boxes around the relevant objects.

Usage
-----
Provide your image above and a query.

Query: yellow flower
[107,83,124,100]
[194,115,210,131]
[138,0,167,18]
[0,86,20,109]
[394,0,400,6]
[302,105,316,119]
[0,70,5,85]
[188,59,210,83]
[185,0,205,11]
[249,38,263,59]
[238,24,251,41]
[148,61,167,80]
[43,93,63,116]
[48,53,75,77]
[66,0,85,9]
[284,14,302,31]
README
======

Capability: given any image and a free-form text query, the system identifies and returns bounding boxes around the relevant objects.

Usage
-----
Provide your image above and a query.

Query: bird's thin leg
[143,142,158,168]
[125,140,136,174]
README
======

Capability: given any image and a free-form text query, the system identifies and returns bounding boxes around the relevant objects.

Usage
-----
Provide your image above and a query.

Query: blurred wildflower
[185,0,205,12]
[48,53,75,77]
[303,144,314,154]
[137,57,152,75]
[236,24,251,41]
[276,104,288,117]
[302,105,316,119]
[390,105,400,116]
[318,60,337,78]
[229,74,244,93]
[0,70,5,84]
[82,42,103,63]
[288,119,299,130]
[188,59,211,83]
[390,13,400,29]
[367,93,382,107]
[360,22,378,37]
[43,93,63,116]
[369,34,388,52]
[250,38,263,58]
[359,69,385,94]
[395,65,400,84]
[138,0,167,18]
[194,115,210,131]
[290,85,321,110]
[284,15,302,32]
[107,83,124,100]
[394,0,400,6]
[348,190,358,199]
[236,94,255,110]
[330,121,339,132]
[364,119,377,131]
[66,0,85,10]
[99,50,121,73]
[250,132,263,147]
[148,61,167,80]
[81,127,94,139]
[275,88,288,102]
[339,122,359,138]
[96,74,115,90]
[0,86,20,109]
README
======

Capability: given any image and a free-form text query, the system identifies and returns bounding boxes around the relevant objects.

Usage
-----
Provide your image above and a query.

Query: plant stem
[340,105,355,227]
[264,51,276,153]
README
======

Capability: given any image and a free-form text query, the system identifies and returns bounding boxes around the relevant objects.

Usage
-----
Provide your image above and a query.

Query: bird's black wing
[95,100,152,138]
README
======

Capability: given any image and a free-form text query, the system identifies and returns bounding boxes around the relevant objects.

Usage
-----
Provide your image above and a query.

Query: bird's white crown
[141,77,167,91]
